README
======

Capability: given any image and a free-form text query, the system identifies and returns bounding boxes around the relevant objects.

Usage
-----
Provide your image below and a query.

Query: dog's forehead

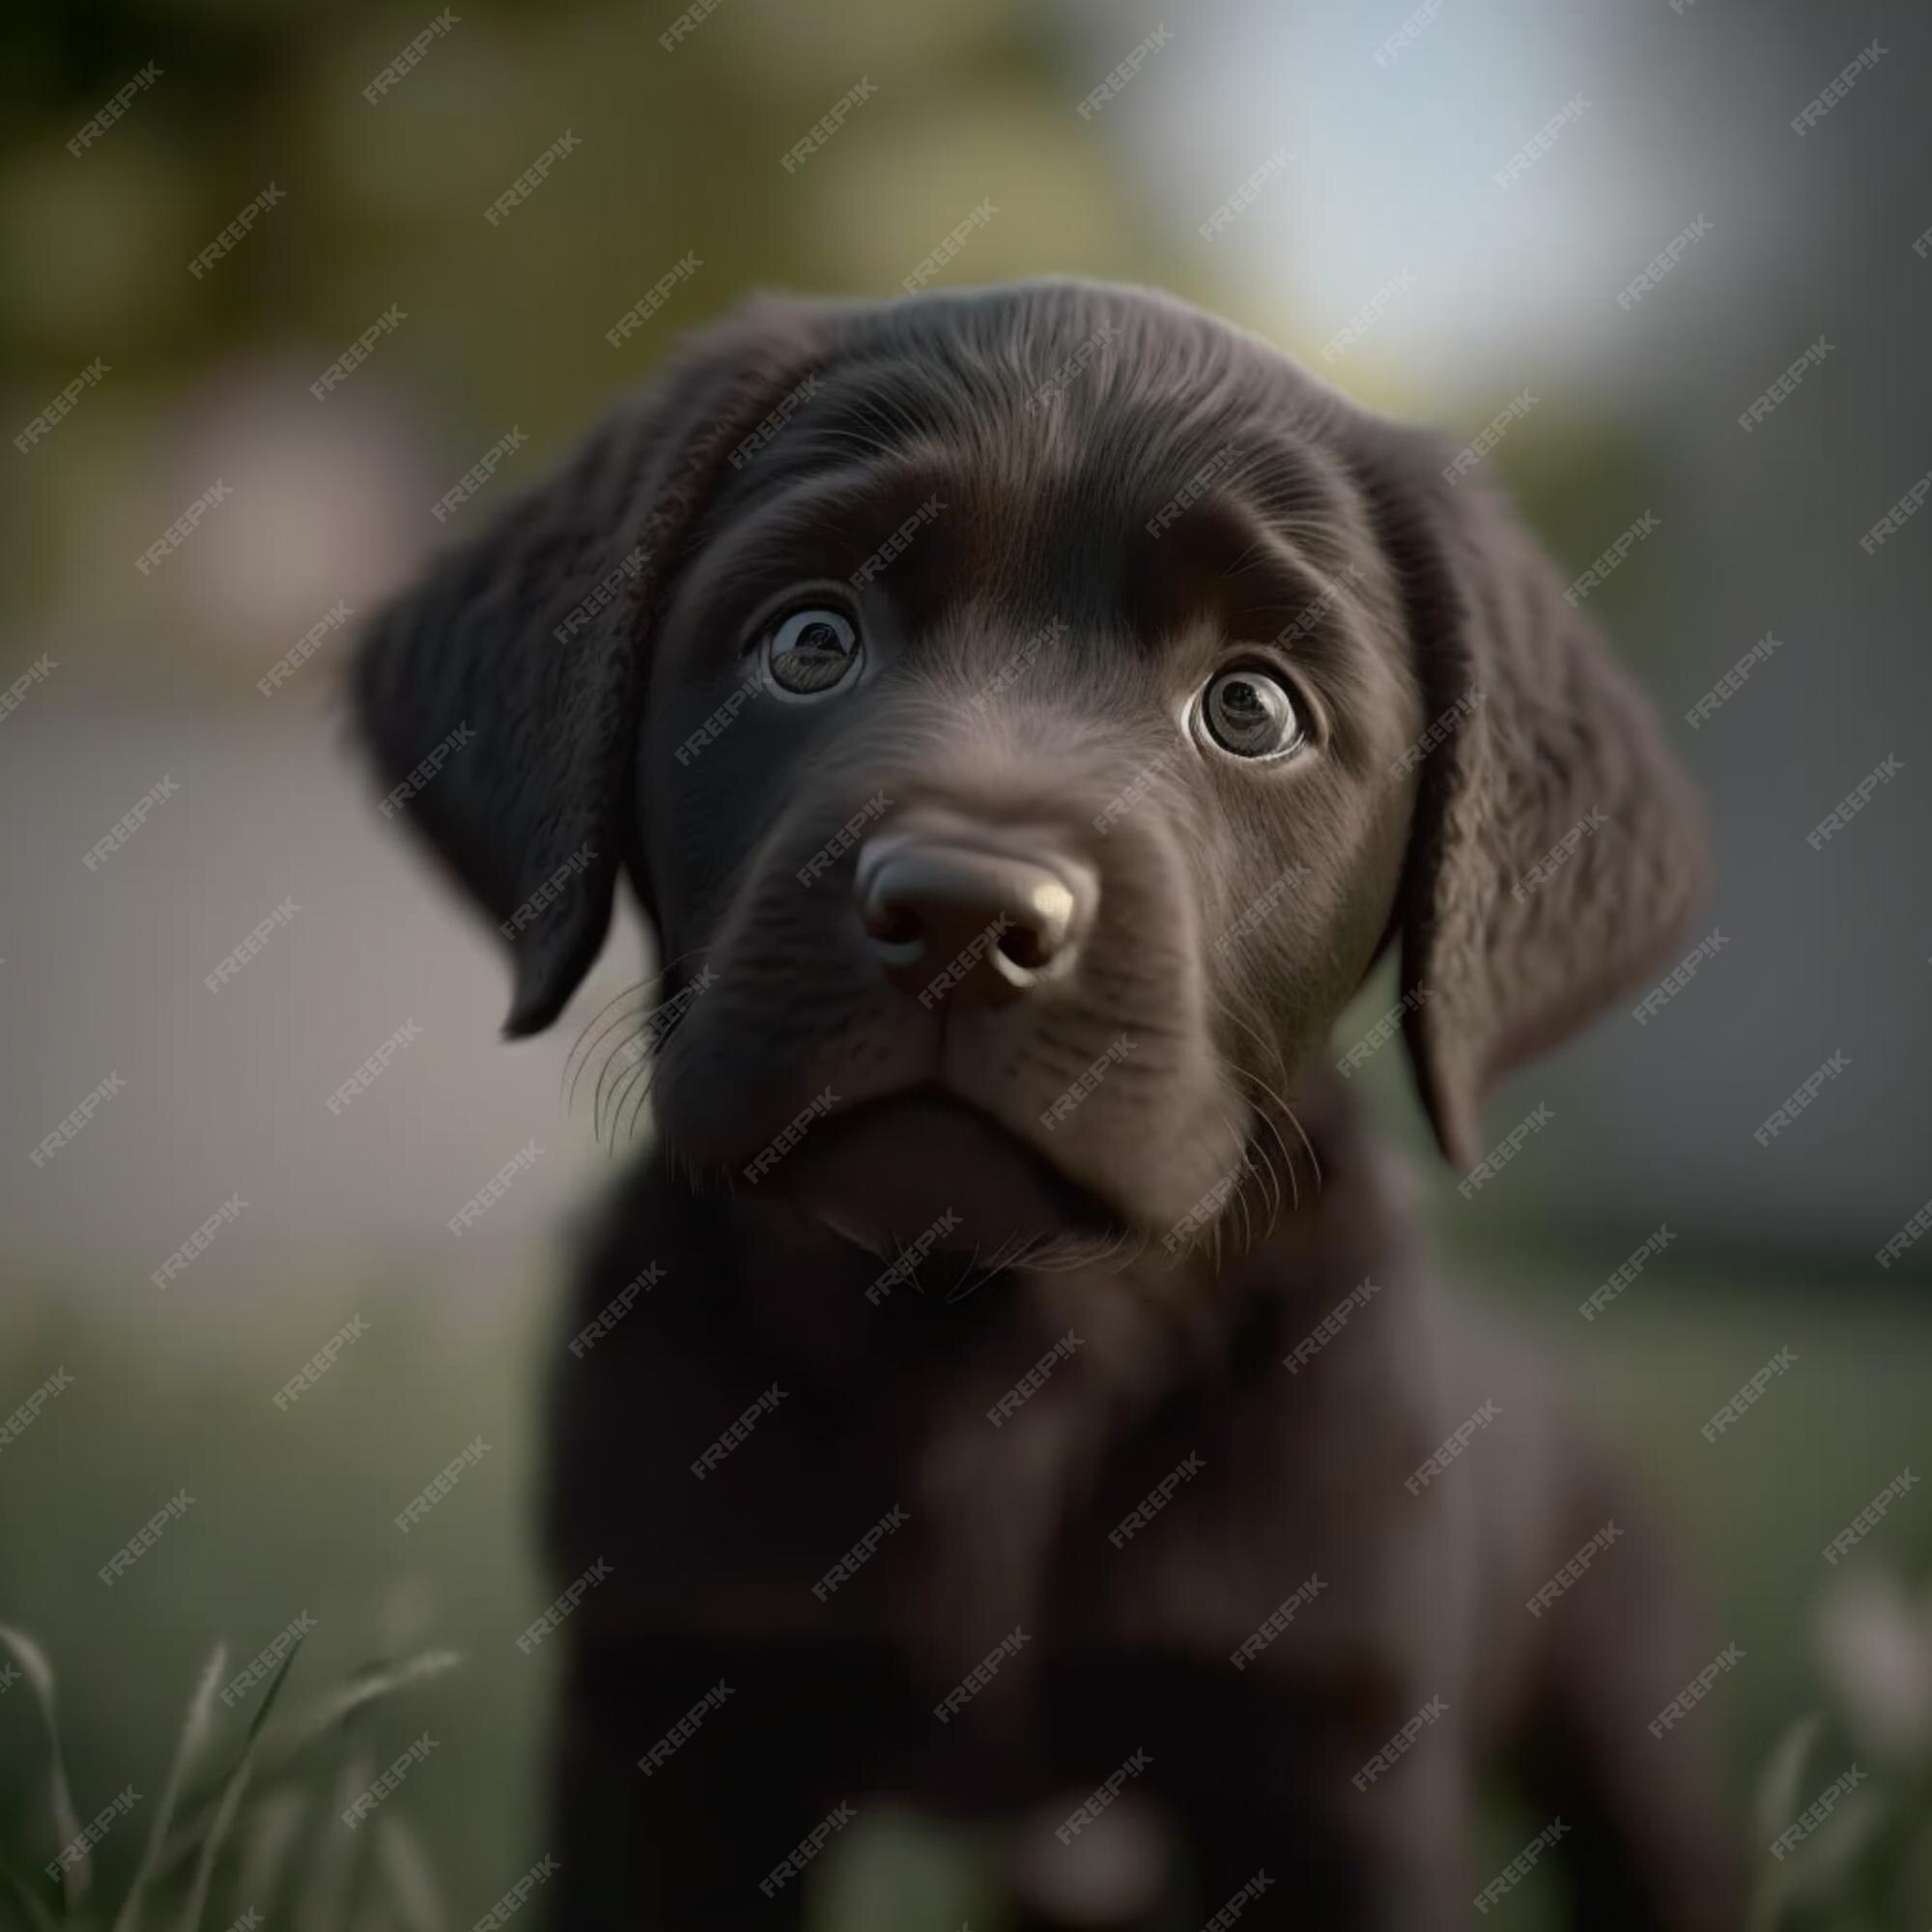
[698,291,1371,645]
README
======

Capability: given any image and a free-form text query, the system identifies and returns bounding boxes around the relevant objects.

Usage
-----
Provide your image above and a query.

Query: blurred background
[3,0,1928,1923]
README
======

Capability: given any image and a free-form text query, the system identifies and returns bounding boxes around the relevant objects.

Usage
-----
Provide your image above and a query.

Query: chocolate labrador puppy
[355,281,1734,1928]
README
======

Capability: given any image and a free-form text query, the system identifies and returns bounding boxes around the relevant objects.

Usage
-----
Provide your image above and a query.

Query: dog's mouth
[753,1088,1127,1264]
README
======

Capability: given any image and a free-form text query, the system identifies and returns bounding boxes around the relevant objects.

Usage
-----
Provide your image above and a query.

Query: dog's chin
[750,1091,1128,1266]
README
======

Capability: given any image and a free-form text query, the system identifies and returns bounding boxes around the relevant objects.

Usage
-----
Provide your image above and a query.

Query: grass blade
[0,1625,87,1915]
[109,1644,227,1932]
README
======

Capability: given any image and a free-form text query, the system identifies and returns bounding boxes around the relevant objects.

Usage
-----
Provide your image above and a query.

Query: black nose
[855,834,1092,1006]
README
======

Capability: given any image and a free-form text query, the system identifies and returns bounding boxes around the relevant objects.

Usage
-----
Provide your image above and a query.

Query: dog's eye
[1198,668,1303,760]
[763,607,862,698]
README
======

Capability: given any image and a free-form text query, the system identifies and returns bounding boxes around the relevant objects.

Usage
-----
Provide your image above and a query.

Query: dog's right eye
[762,607,863,699]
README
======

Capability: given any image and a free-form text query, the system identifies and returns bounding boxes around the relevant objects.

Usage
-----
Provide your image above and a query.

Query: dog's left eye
[1197,668,1304,760]
[763,607,862,698]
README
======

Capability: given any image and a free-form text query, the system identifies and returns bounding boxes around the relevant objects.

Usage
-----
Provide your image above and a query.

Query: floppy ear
[353,298,826,1037]
[1363,439,1707,1171]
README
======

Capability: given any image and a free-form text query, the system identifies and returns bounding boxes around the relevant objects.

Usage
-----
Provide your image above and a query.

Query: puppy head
[355,281,1702,1263]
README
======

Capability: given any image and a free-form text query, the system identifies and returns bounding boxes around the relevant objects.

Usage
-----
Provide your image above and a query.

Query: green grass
[3,1252,1926,1927]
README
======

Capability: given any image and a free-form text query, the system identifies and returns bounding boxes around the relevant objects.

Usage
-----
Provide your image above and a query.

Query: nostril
[864,901,923,949]
[998,922,1050,972]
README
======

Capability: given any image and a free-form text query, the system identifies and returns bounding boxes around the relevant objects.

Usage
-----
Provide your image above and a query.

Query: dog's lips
[757,1089,1124,1258]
